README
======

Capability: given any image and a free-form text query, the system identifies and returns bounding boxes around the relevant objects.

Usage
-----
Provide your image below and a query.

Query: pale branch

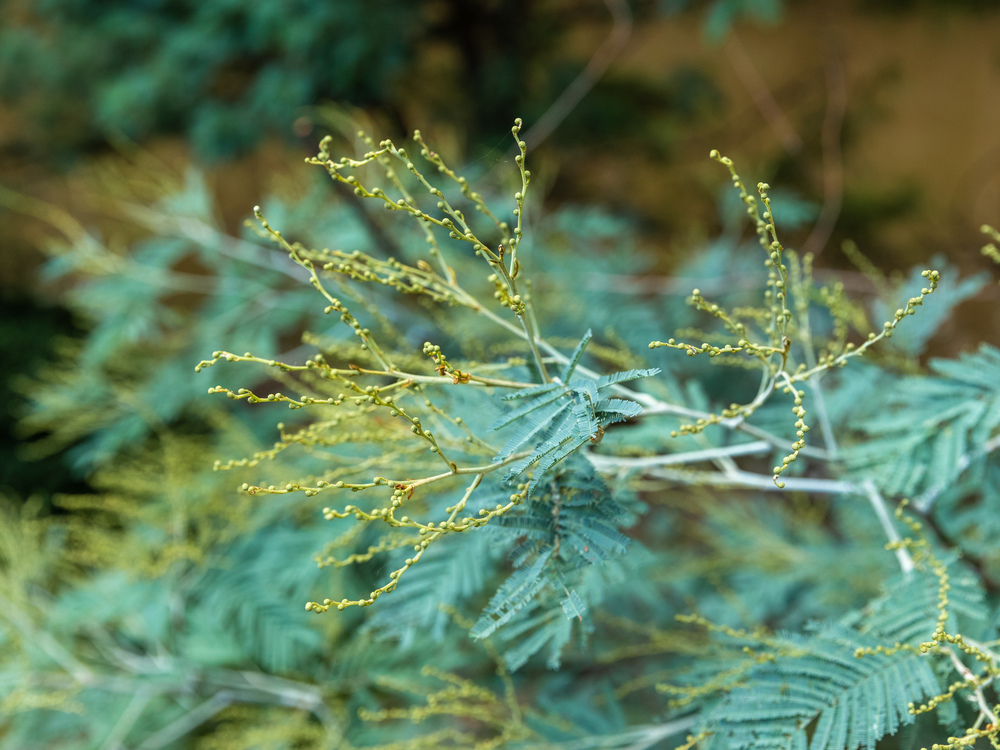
[0,185,220,294]
[124,202,305,283]
[545,716,699,750]
[135,693,234,750]
[530,333,830,458]
[102,690,154,750]
[198,350,535,390]
[592,451,921,571]
[941,645,998,727]
[862,479,915,576]
[585,440,774,473]
[640,466,857,495]
[800,42,848,260]
[724,32,804,155]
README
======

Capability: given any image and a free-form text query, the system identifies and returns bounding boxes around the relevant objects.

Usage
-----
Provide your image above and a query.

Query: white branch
[861,480,914,576]
[549,716,698,750]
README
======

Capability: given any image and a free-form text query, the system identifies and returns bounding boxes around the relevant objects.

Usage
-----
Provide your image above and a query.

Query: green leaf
[702,625,943,750]
[493,363,658,498]
[562,328,593,383]
[471,546,554,640]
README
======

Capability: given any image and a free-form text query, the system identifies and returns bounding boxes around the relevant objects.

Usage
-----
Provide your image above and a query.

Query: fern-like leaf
[843,344,1000,498]
[563,328,594,383]
[857,558,986,645]
[492,346,658,497]
[702,624,943,750]
[470,545,554,640]
[594,368,661,389]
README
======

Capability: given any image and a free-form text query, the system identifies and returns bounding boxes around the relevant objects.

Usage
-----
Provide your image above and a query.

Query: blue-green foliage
[22,169,333,470]
[363,452,640,671]
[365,528,497,645]
[471,455,637,669]
[702,625,940,750]
[0,0,420,159]
[697,557,988,750]
[842,344,1000,497]
[492,330,658,497]
[932,461,1000,580]
[193,524,329,672]
[857,563,987,646]
[5,135,1000,750]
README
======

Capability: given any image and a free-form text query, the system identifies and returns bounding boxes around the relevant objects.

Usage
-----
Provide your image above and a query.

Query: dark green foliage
[0,293,84,499]
[0,0,421,160]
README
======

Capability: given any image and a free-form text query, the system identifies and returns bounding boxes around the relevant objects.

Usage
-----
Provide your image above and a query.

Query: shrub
[197,120,1000,748]
[4,119,1000,748]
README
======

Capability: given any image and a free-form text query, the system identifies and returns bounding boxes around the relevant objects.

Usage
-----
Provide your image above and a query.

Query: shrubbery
[3,117,1000,749]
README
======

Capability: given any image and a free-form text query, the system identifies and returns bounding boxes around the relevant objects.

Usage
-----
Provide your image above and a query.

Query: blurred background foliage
[2,0,1000,747]
[0,0,424,162]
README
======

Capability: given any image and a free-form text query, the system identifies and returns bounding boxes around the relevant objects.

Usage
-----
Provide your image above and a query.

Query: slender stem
[402,451,533,488]
[0,186,222,294]
[519,315,551,382]
[808,377,838,458]
[586,441,773,472]
[518,0,633,152]
[790,254,838,456]
[101,690,153,750]
[643,466,856,495]
[800,43,847,260]
[549,716,698,750]
[506,321,829,460]
[789,312,910,383]
[724,33,803,155]
[862,479,914,575]
[136,692,233,750]
[125,203,304,282]
[202,351,534,390]
[941,646,998,726]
